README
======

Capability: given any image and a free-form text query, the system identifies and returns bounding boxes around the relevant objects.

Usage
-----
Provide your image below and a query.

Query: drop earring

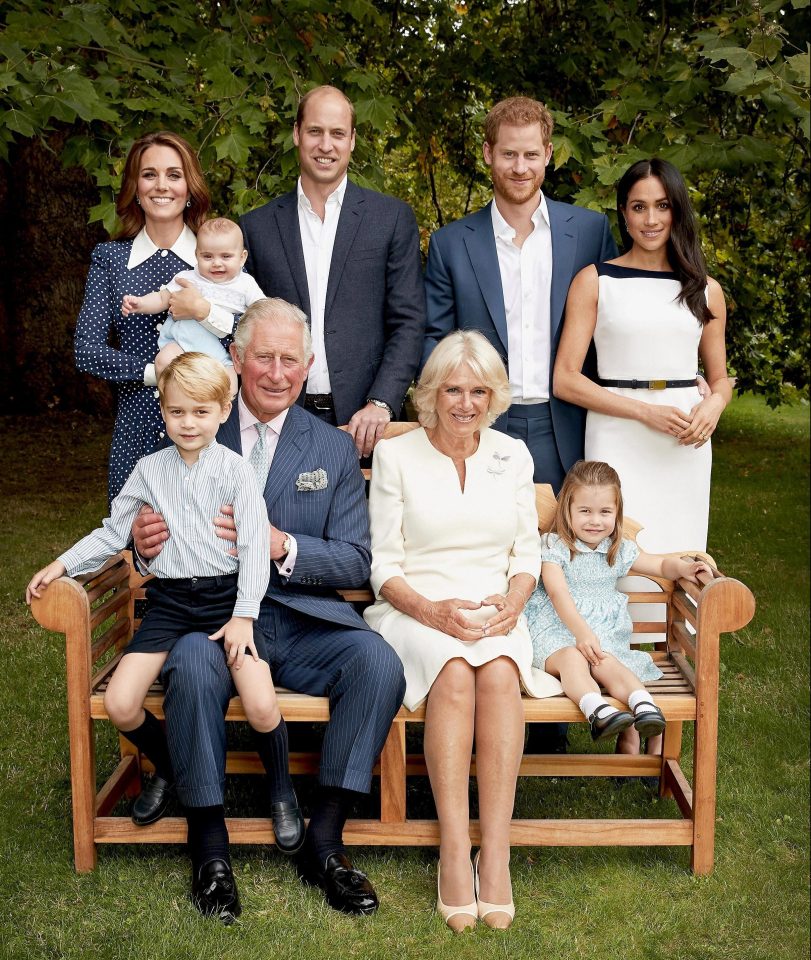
[135,195,141,206]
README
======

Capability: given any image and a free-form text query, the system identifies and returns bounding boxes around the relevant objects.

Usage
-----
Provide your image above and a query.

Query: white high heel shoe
[473,851,515,929]
[436,862,478,932]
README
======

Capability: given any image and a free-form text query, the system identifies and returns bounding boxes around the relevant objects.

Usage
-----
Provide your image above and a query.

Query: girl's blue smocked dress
[74,233,195,504]
[525,533,663,682]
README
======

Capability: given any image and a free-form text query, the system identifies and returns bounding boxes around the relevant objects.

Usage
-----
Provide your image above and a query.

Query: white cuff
[200,302,237,338]
[275,534,298,578]
[144,363,157,387]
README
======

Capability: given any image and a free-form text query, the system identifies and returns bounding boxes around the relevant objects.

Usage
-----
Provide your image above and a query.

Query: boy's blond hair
[158,352,232,407]
[196,217,244,245]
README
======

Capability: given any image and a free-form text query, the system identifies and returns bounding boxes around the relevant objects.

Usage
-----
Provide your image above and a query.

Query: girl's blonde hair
[552,460,624,566]
[158,352,232,408]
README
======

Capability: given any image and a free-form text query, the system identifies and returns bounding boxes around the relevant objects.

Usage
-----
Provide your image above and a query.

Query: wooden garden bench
[30,424,755,876]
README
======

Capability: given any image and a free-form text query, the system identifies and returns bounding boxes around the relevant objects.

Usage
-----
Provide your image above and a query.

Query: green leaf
[213,127,253,166]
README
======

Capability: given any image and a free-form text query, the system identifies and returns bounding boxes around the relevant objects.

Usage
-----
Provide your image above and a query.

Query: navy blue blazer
[423,198,618,472]
[218,402,370,629]
[240,181,426,426]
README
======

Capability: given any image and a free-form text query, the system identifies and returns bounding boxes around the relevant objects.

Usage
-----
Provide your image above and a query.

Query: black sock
[253,717,295,805]
[121,709,173,781]
[186,804,229,875]
[305,786,360,863]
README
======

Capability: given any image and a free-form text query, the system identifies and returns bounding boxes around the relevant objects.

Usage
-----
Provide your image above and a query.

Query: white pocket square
[296,468,328,492]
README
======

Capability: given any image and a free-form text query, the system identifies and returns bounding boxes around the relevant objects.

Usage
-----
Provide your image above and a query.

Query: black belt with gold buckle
[597,378,698,390]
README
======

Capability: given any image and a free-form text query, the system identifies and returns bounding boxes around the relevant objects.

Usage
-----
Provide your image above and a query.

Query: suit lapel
[324,180,364,318]
[264,405,312,512]
[218,402,243,455]
[548,198,577,341]
[462,204,508,353]
[274,191,311,315]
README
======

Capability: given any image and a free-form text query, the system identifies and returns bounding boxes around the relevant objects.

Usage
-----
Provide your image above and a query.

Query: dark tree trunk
[0,130,111,414]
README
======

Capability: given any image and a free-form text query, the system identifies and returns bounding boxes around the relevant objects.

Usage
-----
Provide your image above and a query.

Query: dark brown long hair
[114,131,210,240]
[552,460,624,566]
[617,158,713,325]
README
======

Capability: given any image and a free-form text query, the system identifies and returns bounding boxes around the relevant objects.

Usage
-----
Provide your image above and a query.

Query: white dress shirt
[237,393,297,577]
[491,194,553,403]
[297,175,348,394]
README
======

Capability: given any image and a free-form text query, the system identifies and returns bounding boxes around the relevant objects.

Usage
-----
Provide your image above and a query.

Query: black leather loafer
[634,705,666,737]
[131,775,175,826]
[191,858,242,924]
[296,851,379,915]
[271,797,306,855]
[589,705,635,742]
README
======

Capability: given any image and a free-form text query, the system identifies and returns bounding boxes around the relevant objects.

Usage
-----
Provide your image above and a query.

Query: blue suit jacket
[423,198,618,471]
[218,402,370,629]
[240,181,426,425]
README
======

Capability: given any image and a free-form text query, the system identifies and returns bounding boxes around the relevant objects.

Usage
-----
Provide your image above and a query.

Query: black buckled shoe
[296,851,379,915]
[634,704,666,737]
[588,705,635,742]
[191,858,242,924]
[271,796,306,855]
[131,775,175,826]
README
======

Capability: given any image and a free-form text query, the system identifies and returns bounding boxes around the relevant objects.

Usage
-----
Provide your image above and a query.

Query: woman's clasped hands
[420,592,526,642]
[642,393,724,448]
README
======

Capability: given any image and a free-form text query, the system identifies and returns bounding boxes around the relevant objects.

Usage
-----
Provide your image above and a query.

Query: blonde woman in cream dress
[364,331,560,932]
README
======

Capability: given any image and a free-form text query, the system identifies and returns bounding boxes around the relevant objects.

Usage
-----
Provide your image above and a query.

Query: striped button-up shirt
[59,442,270,619]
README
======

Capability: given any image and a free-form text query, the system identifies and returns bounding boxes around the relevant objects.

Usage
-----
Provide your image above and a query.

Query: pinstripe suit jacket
[218,401,371,629]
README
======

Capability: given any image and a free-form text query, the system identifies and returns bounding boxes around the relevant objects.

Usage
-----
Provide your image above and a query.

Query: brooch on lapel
[487,452,510,477]
[296,468,328,492]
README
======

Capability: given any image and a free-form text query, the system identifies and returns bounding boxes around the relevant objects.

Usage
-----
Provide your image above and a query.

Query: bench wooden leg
[659,720,683,798]
[67,696,97,872]
[380,720,406,824]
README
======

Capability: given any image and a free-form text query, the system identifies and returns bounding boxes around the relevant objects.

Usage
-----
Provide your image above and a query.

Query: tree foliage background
[0,0,808,413]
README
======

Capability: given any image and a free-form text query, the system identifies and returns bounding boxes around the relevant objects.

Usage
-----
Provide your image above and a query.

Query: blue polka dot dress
[525,533,663,682]
[75,233,195,504]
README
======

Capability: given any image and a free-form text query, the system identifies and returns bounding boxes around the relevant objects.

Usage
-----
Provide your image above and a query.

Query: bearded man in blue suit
[423,97,617,756]
[423,96,618,493]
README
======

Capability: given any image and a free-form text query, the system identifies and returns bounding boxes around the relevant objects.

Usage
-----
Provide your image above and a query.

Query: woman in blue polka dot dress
[75,131,221,503]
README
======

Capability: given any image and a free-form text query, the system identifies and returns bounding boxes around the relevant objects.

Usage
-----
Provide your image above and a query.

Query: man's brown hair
[483,96,554,147]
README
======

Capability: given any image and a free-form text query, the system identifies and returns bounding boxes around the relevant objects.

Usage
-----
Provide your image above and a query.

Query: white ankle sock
[579,692,616,721]
[628,690,657,714]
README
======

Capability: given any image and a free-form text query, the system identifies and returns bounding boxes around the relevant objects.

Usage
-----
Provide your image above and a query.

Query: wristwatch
[367,398,393,417]
[281,534,292,559]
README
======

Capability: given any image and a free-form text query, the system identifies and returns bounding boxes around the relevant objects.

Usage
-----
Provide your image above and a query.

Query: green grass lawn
[0,395,808,960]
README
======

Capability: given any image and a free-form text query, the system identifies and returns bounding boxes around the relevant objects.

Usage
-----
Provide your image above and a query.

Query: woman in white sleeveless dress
[553,158,731,752]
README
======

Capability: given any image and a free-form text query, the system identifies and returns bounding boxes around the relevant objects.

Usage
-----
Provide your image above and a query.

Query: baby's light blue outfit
[158,268,265,366]
[525,533,663,682]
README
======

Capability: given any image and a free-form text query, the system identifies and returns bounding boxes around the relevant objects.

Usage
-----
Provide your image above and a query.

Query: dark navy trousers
[161,603,405,808]
[495,402,567,494]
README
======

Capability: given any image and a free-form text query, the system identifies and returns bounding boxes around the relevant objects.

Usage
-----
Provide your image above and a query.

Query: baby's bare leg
[155,342,184,377]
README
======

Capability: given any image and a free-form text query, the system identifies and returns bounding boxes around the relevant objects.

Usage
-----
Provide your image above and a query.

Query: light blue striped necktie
[249,422,270,490]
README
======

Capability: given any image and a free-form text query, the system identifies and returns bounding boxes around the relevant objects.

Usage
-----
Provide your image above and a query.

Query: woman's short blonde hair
[158,352,232,408]
[414,331,511,429]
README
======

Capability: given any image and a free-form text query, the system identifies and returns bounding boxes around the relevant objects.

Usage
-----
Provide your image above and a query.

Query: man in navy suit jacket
[134,299,405,921]
[423,96,618,492]
[240,86,425,457]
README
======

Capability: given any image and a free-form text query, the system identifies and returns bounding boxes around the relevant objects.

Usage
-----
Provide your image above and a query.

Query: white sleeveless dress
[584,263,711,553]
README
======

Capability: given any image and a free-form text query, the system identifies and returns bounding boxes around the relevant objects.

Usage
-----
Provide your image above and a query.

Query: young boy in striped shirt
[26,353,303,857]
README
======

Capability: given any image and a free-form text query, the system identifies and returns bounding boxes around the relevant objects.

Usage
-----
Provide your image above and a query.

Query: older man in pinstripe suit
[135,298,405,922]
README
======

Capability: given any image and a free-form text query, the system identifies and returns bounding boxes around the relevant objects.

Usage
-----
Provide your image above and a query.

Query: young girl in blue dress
[525,460,711,741]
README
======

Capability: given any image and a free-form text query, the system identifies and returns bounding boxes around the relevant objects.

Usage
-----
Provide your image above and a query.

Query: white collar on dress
[127,224,197,270]
[575,536,612,554]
